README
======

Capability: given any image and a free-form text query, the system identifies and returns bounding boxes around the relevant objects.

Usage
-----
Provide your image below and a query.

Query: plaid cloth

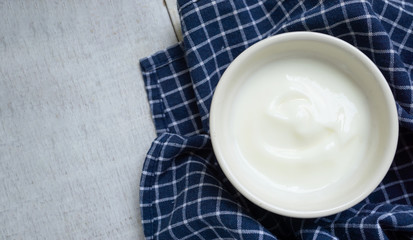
[139,0,413,239]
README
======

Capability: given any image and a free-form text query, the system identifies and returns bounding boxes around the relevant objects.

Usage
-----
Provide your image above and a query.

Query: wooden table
[0,1,180,239]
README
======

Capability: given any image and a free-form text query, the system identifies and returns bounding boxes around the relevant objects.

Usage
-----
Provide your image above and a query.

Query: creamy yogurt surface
[232,56,371,192]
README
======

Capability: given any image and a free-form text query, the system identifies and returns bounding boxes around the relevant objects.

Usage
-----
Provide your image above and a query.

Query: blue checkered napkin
[140,0,413,239]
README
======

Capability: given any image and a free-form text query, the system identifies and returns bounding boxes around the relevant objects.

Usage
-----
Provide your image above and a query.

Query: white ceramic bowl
[209,32,399,218]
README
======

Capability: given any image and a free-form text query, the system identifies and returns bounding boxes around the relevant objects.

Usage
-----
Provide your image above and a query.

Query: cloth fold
[140,0,413,239]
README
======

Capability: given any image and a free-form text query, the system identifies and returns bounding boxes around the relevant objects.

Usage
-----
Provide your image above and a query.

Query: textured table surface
[0,0,179,239]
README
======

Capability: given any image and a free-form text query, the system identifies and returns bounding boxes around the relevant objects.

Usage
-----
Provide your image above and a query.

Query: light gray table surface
[0,0,180,239]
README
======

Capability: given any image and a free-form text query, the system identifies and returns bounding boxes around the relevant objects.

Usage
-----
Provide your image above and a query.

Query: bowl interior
[210,32,398,218]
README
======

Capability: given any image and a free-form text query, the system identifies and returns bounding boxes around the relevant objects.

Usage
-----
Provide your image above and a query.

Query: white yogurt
[232,56,370,192]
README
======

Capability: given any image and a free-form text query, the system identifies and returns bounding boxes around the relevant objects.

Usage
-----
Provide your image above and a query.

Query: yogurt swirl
[232,57,370,192]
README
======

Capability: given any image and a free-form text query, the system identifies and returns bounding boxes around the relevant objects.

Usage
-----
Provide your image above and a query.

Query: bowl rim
[209,31,399,218]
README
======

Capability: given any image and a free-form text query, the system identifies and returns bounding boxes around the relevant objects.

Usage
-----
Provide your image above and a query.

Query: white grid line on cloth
[400,116,413,123]
[141,169,219,190]
[151,194,241,219]
[359,212,369,240]
[161,52,197,134]
[154,133,175,235]
[391,0,413,9]
[340,0,358,46]
[356,204,413,215]
[320,2,335,36]
[311,227,321,240]
[179,157,207,240]
[362,2,377,64]
[156,210,271,237]
[245,1,265,40]
[386,0,413,15]
[180,1,263,35]
[275,1,369,30]
[166,224,179,240]
[228,1,249,50]
[157,69,190,83]
[299,2,312,32]
[194,163,221,240]
[329,212,342,237]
